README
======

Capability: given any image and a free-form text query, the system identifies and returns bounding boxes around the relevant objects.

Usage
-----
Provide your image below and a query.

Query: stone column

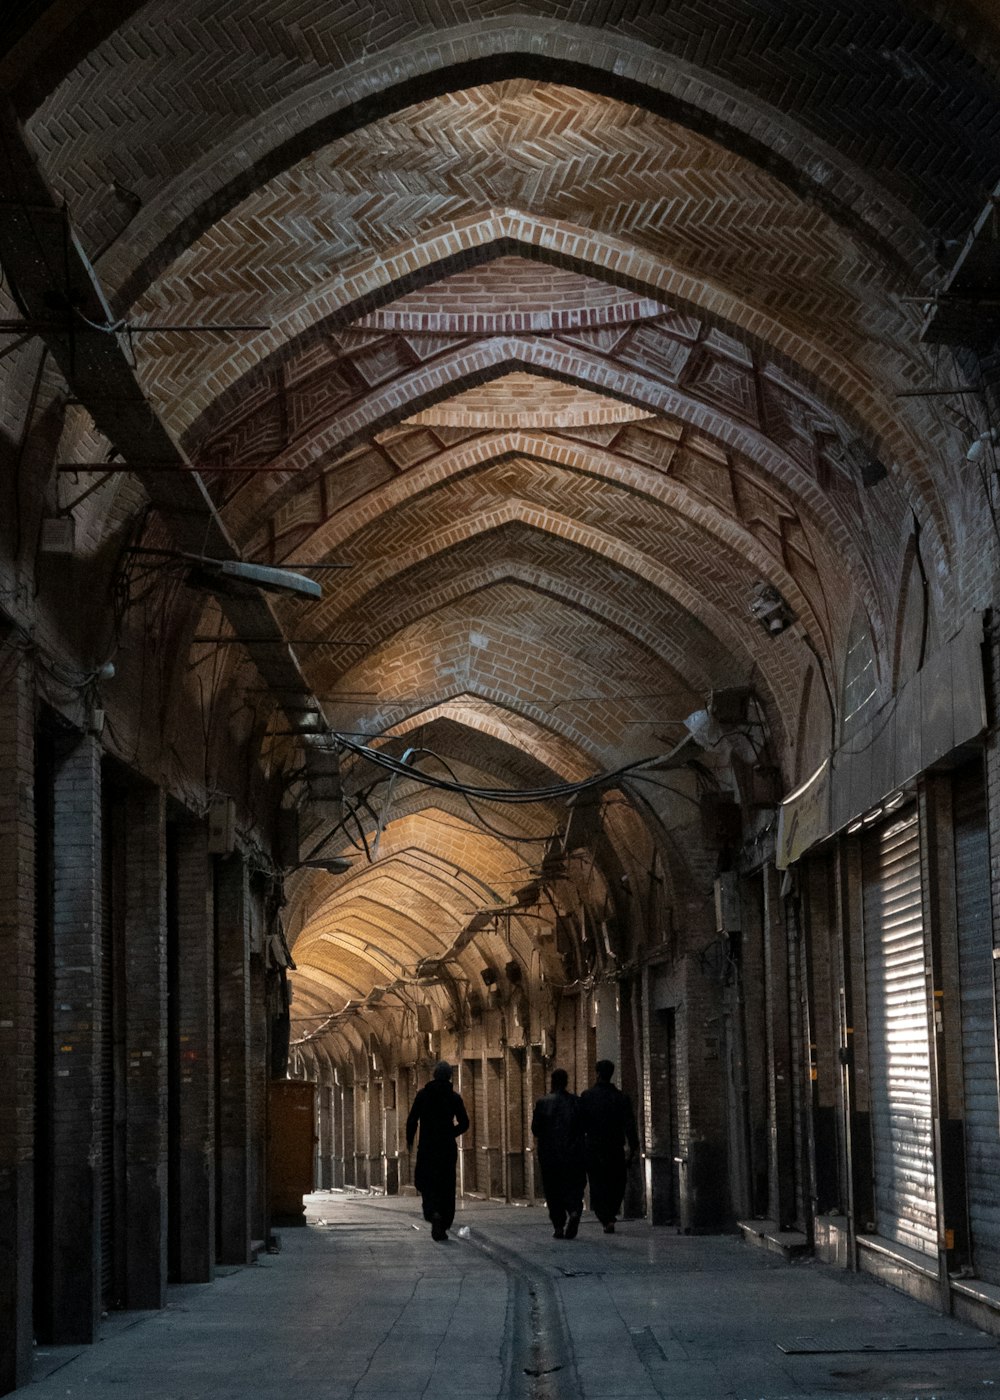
[173,822,215,1282]
[123,784,167,1308]
[0,653,35,1389]
[215,854,251,1264]
[51,734,102,1342]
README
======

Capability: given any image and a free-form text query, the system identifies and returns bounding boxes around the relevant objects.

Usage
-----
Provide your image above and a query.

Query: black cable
[13,343,47,563]
[334,731,679,804]
[369,743,558,843]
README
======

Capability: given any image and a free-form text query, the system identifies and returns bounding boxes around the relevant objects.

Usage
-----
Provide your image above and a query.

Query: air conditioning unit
[305,748,342,820]
[208,795,236,854]
[708,687,750,724]
[276,807,299,867]
[714,872,740,933]
[40,516,75,554]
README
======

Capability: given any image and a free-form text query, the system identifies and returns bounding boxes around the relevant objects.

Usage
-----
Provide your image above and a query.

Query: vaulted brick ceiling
[11,1,999,1054]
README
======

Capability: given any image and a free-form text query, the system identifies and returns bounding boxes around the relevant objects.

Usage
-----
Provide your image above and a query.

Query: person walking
[531,1068,585,1239]
[405,1061,470,1240]
[580,1059,639,1233]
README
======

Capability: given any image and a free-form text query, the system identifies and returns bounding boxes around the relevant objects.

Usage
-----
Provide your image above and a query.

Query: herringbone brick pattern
[403,373,654,429]
[23,1,997,280]
[290,808,538,991]
[12,3,998,1034]
[127,82,927,463]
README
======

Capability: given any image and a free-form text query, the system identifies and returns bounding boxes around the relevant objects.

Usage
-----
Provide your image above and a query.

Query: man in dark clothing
[405,1061,470,1240]
[580,1059,639,1233]
[531,1068,585,1239]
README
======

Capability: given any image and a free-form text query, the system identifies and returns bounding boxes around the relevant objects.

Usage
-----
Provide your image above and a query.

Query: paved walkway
[28,1192,1000,1399]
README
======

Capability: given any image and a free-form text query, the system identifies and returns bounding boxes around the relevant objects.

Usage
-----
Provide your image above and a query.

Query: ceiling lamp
[128,546,321,600]
[748,581,795,636]
[300,856,353,874]
[186,557,321,600]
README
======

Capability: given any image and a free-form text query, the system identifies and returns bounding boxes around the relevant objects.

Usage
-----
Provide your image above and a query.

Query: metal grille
[954,764,1000,1281]
[863,808,936,1255]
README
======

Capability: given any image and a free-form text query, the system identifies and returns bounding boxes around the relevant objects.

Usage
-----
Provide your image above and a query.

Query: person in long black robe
[579,1059,639,1233]
[405,1061,470,1240]
[531,1067,585,1238]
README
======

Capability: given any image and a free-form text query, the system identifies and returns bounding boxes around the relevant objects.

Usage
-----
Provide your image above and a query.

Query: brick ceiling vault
[6,3,997,1050]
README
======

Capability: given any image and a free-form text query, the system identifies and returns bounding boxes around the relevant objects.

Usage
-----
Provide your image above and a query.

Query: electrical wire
[333,730,683,805]
[369,742,568,843]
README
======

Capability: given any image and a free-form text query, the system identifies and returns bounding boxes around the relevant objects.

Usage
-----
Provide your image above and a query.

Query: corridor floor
[29,1192,1000,1399]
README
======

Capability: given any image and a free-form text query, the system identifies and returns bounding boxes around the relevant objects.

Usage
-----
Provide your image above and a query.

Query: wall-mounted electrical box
[208,794,236,854]
[714,872,740,933]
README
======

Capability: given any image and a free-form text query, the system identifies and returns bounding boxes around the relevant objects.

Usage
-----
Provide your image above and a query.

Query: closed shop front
[862,808,936,1257]
[953,763,1000,1283]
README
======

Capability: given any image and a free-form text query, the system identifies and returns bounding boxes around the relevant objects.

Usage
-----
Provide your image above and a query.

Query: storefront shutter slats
[954,765,1000,1282]
[864,809,936,1257]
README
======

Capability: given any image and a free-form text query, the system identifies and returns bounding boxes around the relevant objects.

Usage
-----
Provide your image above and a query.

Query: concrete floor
[29,1192,1000,1399]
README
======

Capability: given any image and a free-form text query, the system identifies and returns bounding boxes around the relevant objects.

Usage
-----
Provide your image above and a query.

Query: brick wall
[214,854,252,1265]
[123,784,167,1308]
[173,820,216,1283]
[0,651,35,1390]
[50,734,102,1344]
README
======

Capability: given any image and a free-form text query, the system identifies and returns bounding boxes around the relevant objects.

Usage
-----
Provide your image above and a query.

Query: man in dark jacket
[405,1061,470,1240]
[531,1068,585,1239]
[580,1059,639,1233]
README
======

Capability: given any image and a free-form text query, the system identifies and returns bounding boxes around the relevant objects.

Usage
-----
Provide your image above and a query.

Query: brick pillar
[526,1047,545,1202]
[51,734,102,1343]
[124,785,167,1308]
[342,1080,355,1185]
[383,1072,399,1195]
[0,654,35,1391]
[215,854,251,1264]
[319,1082,333,1189]
[763,863,796,1229]
[641,963,672,1225]
[333,1078,345,1188]
[248,950,267,1245]
[174,823,215,1282]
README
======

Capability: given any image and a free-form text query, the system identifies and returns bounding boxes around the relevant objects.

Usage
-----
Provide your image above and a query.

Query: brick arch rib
[112,48,932,324]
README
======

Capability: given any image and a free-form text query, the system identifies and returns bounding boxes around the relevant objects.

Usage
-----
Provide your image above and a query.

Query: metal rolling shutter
[472,1059,486,1193]
[100,797,115,1308]
[954,765,1000,1281]
[863,808,936,1256]
[460,1060,478,1193]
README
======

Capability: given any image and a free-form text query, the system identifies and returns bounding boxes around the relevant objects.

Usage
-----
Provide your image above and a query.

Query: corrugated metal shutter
[863,808,936,1256]
[954,764,1000,1281]
[787,897,808,1231]
[473,1059,486,1193]
[100,794,115,1308]
[461,1059,478,1193]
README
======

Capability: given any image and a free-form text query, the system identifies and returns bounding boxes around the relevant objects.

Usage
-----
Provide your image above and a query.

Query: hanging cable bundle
[332,731,692,805]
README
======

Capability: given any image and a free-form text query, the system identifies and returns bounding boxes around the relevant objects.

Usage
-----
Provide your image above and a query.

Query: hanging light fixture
[128,547,321,600]
[299,856,353,874]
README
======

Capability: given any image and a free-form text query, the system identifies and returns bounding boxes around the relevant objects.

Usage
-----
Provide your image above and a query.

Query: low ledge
[856,1233,943,1312]
[951,1275,1000,1339]
[952,1276,1000,1309]
[856,1233,939,1281]
[738,1219,810,1260]
[814,1213,851,1268]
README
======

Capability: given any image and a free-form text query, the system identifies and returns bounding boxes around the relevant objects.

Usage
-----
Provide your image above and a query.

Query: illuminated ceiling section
[20,15,984,1056]
[143,83,917,1047]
